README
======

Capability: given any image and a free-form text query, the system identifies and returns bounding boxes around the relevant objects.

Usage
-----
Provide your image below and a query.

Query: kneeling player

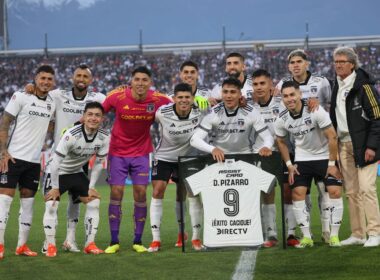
[149,83,205,252]
[275,81,343,248]
[43,102,109,257]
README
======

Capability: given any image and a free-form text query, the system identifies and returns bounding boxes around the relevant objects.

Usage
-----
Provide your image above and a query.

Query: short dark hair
[84,101,104,114]
[252,69,271,79]
[132,66,152,78]
[226,52,244,62]
[36,65,55,76]
[287,49,308,62]
[222,77,242,89]
[180,60,199,71]
[281,80,300,92]
[174,83,192,96]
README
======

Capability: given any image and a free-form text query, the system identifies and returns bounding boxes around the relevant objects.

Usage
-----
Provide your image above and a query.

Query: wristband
[286,160,292,167]
[328,160,336,167]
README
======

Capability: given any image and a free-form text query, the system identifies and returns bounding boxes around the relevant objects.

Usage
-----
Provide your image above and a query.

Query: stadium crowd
[1,44,380,114]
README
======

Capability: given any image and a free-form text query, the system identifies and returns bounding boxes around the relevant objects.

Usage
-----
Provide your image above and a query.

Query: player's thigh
[18,160,40,197]
[130,155,150,186]
[60,172,89,204]
[0,159,24,197]
[107,155,130,186]
[292,161,314,193]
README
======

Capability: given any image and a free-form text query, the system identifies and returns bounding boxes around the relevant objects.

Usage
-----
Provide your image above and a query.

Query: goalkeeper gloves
[194,95,209,110]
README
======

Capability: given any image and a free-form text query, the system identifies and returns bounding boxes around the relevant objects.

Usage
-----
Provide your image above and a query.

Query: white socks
[43,200,59,245]
[150,198,163,241]
[293,200,311,238]
[66,195,80,242]
[188,197,202,241]
[84,199,100,246]
[284,204,297,236]
[317,181,331,234]
[262,204,277,239]
[0,194,13,244]
[330,198,343,237]
[17,197,35,247]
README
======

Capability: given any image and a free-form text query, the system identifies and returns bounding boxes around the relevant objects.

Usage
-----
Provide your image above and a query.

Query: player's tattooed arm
[0,112,16,172]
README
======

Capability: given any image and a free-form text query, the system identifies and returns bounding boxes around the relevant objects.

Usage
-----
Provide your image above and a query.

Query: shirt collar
[337,71,356,87]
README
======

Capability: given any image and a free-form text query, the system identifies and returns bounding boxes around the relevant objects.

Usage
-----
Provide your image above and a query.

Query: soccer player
[42,64,106,253]
[0,65,56,259]
[209,52,253,106]
[275,81,344,248]
[42,102,109,257]
[251,69,298,247]
[102,66,172,254]
[276,49,333,242]
[148,83,205,252]
[190,77,273,162]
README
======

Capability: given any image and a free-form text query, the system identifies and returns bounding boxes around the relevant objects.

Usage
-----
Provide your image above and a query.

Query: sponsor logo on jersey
[121,115,153,121]
[123,105,129,110]
[29,111,51,118]
[170,123,176,127]
[63,108,84,114]
[31,102,36,107]
[146,103,155,112]
[219,121,225,125]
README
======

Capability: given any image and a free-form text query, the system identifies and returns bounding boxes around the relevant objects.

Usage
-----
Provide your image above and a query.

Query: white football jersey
[198,103,269,154]
[50,88,106,148]
[5,91,55,163]
[276,72,331,110]
[55,124,109,174]
[154,104,203,162]
[251,96,285,152]
[186,159,276,247]
[167,86,211,99]
[210,75,253,103]
[274,102,332,161]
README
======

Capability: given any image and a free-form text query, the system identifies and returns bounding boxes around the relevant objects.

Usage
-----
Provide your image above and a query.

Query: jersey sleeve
[198,111,214,132]
[251,109,269,134]
[102,89,119,113]
[242,161,276,193]
[210,84,222,99]
[185,166,213,196]
[313,107,332,129]
[5,92,24,117]
[97,135,110,158]
[274,117,287,138]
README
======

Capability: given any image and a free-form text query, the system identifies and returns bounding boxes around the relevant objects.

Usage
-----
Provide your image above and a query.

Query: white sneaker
[341,236,366,246]
[363,235,380,247]
[62,240,80,252]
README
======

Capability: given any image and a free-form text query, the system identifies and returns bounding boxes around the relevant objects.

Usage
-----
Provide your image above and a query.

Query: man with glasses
[330,46,380,247]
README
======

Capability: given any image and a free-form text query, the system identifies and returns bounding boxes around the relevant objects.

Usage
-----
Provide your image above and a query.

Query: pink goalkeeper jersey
[103,86,172,157]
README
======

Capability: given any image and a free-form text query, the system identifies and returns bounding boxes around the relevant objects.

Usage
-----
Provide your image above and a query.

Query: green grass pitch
[0,178,379,280]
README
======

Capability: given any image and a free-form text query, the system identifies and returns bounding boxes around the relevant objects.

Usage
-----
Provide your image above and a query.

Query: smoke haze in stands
[6,0,380,49]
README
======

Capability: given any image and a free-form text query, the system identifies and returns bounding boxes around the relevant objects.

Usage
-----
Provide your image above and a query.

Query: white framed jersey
[199,103,269,154]
[186,159,276,247]
[55,124,109,174]
[274,102,332,161]
[251,95,285,152]
[50,88,106,147]
[276,72,331,110]
[5,91,56,163]
[210,75,253,103]
[154,104,204,162]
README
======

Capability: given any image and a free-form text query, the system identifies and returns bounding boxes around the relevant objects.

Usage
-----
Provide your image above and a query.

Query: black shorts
[151,160,179,183]
[43,172,89,203]
[0,158,40,191]
[260,151,284,185]
[292,159,343,189]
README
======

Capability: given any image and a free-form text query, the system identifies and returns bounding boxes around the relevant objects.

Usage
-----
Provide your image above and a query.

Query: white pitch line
[231,249,258,280]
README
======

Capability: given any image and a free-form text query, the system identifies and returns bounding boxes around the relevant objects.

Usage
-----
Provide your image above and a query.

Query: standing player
[275,81,343,248]
[190,77,273,162]
[0,65,56,259]
[148,83,205,252]
[42,102,109,257]
[35,64,106,253]
[102,66,172,254]
[276,49,332,242]
[250,69,298,247]
[209,53,253,105]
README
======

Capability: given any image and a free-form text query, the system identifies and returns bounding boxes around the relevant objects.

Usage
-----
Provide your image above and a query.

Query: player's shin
[317,181,331,236]
[108,199,122,245]
[188,196,203,240]
[284,204,297,236]
[150,198,163,241]
[0,194,13,244]
[262,203,277,239]
[330,197,343,237]
[84,199,100,246]
[66,195,80,243]
[43,200,59,245]
[176,200,187,232]
[293,200,311,238]
[17,197,35,247]
[133,201,147,244]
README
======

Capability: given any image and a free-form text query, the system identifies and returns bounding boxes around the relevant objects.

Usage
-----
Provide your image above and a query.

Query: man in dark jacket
[330,46,380,247]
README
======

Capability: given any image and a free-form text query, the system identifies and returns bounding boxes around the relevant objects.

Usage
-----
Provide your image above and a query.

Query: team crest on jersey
[47,104,52,111]
[0,174,7,184]
[310,86,318,93]
[146,103,155,112]
[304,117,312,126]
[192,118,199,125]
[272,108,279,115]
[238,119,245,126]
[65,136,70,141]
[94,145,101,151]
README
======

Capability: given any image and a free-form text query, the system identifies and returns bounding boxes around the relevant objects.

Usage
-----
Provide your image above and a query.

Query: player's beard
[228,72,241,79]
[74,85,88,93]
